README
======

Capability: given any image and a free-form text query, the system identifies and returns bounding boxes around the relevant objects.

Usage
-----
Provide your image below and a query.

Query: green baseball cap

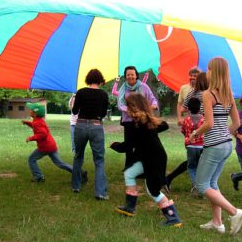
[26,102,45,117]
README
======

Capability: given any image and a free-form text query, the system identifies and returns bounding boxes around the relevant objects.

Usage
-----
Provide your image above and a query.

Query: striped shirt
[204,92,232,148]
[183,90,204,114]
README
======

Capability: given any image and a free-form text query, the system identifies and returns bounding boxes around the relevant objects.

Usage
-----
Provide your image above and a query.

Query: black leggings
[166,161,187,186]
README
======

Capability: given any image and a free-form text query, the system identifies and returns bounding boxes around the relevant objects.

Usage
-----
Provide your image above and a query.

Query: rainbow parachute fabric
[0,0,242,97]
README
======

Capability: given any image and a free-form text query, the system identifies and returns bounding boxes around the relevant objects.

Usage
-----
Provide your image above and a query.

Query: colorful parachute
[0,0,242,97]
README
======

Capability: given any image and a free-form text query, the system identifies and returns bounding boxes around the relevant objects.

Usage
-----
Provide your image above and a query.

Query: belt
[77,118,102,125]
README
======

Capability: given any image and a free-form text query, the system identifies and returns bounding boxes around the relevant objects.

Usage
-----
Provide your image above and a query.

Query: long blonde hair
[208,57,233,107]
[126,93,161,129]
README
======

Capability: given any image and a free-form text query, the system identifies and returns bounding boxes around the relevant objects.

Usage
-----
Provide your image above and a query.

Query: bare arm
[229,99,240,135]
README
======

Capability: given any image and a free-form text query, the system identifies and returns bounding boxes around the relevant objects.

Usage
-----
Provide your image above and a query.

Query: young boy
[22,102,72,182]
[181,97,204,194]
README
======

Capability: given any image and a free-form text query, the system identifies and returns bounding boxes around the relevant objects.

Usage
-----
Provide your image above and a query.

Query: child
[22,102,72,182]
[231,97,242,190]
[181,97,204,193]
[115,93,182,227]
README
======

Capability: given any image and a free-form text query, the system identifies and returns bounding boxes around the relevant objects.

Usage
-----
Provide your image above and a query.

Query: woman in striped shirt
[190,57,242,235]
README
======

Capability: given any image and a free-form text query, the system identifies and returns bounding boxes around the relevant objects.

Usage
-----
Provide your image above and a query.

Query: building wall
[6,100,47,119]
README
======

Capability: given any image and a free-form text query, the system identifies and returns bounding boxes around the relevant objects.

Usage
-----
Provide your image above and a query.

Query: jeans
[28,149,73,179]
[196,141,232,194]
[124,161,164,203]
[72,122,107,196]
[71,125,75,152]
[186,146,203,184]
[237,153,242,170]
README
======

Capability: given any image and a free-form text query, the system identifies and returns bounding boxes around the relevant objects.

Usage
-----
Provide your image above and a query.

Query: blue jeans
[72,122,107,196]
[196,141,232,194]
[28,149,73,179]
[124,161,164,203]
[71,125,75,152]
[186,146,203,184]
[237,153,242,170]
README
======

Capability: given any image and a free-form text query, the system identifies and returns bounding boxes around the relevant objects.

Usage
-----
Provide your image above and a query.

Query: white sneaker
[230,209,242,235]
[200,220,225,233]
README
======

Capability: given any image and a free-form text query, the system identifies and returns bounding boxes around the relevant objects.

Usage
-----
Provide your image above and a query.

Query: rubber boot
[231,172,242,191]
[161,204,182,227]
[116,194,138,217]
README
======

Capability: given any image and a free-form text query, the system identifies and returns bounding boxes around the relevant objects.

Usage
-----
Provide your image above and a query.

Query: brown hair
[85,69,105,85]
[194,72,208,92]
[126,93,161,129]
[208,57,233,107]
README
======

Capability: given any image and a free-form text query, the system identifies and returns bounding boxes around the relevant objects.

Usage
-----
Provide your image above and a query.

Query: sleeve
[177,86,184,104]
[72,90,81,115]
[24,121,33,128]
[101,92,109,118]
[112,82,119,96]
[110,142,127,153]
[143,83,158,107]
[157,121,169,133]
[182,90,193,109]
[28,122,48,142]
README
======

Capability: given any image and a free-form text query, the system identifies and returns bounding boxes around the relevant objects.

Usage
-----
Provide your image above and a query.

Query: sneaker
[231,173,239,191]
[200,220,225,233]
[95,195,109,201]
[72,189,80,193]
[31,177,45,183]
[115,206,135,217]
[230,209,242,235]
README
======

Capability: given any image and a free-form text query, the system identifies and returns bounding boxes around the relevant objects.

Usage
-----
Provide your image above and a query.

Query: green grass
[0,117,242,242]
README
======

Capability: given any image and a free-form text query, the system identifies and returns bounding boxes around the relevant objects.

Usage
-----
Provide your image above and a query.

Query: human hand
[115,77,120,82]
[151,104,158,110]
[22,120,28,125]
[26,137,30,143]
[177,119,183,126]
[189,130,197,143]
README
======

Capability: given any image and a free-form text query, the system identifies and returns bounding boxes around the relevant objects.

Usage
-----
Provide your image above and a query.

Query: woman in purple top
[118,66,158,170]
[231,97,242,191]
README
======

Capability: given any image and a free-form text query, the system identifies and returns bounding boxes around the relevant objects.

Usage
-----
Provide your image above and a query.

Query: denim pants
[195,141,232,194]
[28,149,73,179]
[186,146,203,184]
[72,122,107,196]
[124,161,164,203]
[71,125,75,152]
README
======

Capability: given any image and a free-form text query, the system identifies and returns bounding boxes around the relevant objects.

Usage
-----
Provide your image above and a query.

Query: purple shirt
[236,110,242,154]
[118,83,158,122]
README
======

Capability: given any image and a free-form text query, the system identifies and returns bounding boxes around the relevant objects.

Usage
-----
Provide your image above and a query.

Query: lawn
[0,115,241,242]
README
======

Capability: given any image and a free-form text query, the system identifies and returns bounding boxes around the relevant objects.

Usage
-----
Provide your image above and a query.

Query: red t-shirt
[182,115,204,146]
[26,117,57,153]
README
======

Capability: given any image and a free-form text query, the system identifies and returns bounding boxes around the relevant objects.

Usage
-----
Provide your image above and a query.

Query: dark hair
[189,67,201,75]
[240,96,242,105]
[124,66,139,80]
[85,69,105,85]
[187,97,201,114]
[194,72,208,92]
[126,93,161,129]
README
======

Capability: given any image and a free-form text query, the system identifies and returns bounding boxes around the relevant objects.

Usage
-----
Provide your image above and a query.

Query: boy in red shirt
[181,97,204,193]
[22,102,72,182]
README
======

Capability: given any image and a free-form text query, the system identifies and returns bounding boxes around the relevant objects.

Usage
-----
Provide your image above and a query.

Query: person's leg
[70,125,75,152]
[237,154,242,170]
[166,160,187,188]
[123,122,136,169]
[72,123,88,192]
[28,149,46,181]
[196,142,242,234]
[187,147,197,184]
[49,152,72,173]
[89,123,107,198]
[116,162,144,216]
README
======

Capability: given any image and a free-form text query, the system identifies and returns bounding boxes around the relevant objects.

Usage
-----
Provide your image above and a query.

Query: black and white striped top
[183,90,204,114]
[204,92,232,148]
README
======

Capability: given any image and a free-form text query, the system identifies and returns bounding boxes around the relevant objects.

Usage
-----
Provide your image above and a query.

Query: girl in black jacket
[113,93,182,227]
